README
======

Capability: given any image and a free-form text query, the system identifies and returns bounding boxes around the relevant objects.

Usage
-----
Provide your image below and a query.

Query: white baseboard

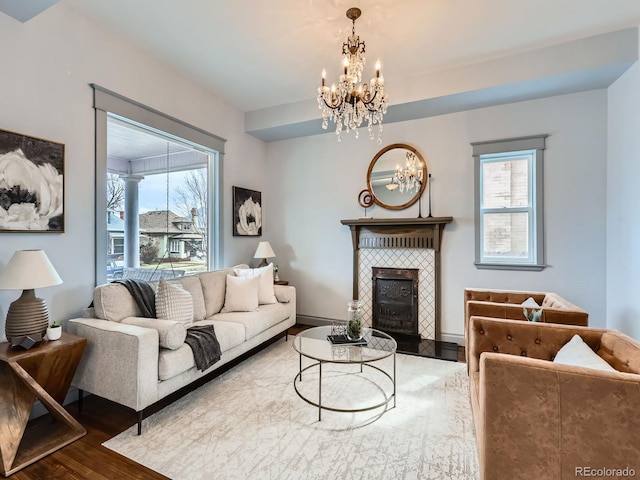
[29,386,81,420]
[296,315,466,346]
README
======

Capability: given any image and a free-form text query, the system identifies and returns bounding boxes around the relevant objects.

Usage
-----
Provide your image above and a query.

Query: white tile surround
[358,248,437,340]
[341,217,453,342]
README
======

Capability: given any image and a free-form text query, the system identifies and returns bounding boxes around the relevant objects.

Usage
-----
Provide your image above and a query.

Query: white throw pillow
[553,334,615,372]
[156,277,194,328]
[233,263,277,305]
[222,275,260,312]
[521,297,540,308]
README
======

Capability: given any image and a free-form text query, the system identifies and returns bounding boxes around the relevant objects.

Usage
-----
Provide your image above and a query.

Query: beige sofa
[468,316,640,480]
[66,265,296,434]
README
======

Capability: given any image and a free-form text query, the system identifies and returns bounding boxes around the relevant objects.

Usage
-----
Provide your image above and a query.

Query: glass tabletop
[293,325,397,363]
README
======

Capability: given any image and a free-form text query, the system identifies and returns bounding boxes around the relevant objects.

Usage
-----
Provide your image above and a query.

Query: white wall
[0,4,267,340]
[266,90,608,340]
[607,60,640,339]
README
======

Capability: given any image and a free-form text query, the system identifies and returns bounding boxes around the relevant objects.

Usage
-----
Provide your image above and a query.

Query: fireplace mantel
[341,217,453,339]
[340,217,453,252]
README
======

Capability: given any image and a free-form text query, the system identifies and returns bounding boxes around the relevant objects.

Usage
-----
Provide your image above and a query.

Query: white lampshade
[253,241,275,260]
[0,250,63,290]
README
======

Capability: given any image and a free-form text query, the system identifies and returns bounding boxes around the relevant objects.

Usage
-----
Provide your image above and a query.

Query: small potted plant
[47,321,62,341]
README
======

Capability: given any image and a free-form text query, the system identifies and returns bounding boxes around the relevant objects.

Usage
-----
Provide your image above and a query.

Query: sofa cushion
[213,302,290,340]
[192,319,246,352]
[158,320,246,380]
[221,275,260,312]
[233,264,277,305]
[93,283,142,322]
[553,334,615,372]
[176,276,206,321]
[121,316,186,350]
[156,278,194,328]
[199,268,232,317]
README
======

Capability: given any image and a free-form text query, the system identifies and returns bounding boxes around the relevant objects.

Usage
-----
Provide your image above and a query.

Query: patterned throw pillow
[156,277,194,328]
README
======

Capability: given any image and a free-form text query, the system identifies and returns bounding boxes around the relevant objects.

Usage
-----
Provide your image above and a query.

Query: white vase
[47,326,62,341]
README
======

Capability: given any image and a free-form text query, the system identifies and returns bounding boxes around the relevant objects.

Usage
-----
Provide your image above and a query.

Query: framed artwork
[233,186,262,236]
[0,129,65,232]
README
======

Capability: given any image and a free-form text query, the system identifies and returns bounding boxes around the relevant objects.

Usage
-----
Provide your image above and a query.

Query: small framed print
[233,186,262,236]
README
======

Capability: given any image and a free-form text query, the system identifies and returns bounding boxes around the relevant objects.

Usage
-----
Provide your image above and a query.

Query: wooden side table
[0,332,87,477]
[274,280,289,285]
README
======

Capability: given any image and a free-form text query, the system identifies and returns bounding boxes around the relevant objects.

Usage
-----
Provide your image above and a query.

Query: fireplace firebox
[372,267,419,337]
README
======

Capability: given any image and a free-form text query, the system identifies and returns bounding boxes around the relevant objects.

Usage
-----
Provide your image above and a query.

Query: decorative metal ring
[358,189,374,208]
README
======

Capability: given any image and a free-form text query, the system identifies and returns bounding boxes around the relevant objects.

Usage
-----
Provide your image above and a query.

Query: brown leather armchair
[464,288,588,365]
[468,316,640,480]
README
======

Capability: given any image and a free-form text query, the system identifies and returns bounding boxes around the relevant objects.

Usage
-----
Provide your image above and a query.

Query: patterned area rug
[104,338,479,480]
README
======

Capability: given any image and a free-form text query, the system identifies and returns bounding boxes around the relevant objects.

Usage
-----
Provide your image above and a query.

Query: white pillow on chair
[553,335,615,372]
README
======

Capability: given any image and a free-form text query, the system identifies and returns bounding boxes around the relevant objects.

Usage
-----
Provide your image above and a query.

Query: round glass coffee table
[292,325,397,421]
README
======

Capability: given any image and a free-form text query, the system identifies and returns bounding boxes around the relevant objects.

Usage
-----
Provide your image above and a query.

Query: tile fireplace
[341,217,457,361]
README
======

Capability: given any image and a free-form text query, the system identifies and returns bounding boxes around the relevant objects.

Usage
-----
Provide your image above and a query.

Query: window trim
[92,84,225,285]
[472,135,547,271]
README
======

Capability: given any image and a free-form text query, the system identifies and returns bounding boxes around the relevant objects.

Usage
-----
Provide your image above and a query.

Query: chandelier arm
[321,96,343,111]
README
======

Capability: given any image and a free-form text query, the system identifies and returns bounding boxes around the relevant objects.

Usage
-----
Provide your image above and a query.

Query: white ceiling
[61,0,640,114]
[4,1,640,140]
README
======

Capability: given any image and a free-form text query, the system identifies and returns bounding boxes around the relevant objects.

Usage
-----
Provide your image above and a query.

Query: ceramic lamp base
[4,289,50,342]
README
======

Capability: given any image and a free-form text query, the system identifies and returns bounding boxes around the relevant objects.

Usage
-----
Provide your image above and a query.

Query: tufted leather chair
[464,288,588,367]
[468,316,640,480]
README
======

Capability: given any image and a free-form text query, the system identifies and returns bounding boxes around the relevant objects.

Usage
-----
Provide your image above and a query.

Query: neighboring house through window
[472,135,547,270]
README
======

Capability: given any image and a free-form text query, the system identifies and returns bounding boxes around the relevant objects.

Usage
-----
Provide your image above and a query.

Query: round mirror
[366,144,427,210]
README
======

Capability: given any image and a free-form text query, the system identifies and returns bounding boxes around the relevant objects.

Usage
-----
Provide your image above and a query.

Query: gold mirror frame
[366,143,427,210]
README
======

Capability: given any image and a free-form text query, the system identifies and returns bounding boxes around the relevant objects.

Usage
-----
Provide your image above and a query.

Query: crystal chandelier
[386,151,423,193]
[317,7,389,143]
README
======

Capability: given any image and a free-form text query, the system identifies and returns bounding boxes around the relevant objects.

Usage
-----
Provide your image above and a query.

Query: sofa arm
[274,284,295,304]
[479,353,640,480]
[67,317,159,411]
[468,316,607,375]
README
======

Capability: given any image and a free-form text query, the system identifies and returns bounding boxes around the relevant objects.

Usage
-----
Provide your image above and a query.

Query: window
[92,85,225,285]
[112,238,124,255]
[107,116,213,278]
[472,135,546,270]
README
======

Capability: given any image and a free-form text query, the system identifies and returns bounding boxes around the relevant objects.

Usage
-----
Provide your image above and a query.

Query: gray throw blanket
[185,325,221,371]
[114,279,220,371]
[114,279,156,318]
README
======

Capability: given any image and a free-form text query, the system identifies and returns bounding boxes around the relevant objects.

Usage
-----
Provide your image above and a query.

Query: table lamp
[253,241,275,268]
[0,250,63,346]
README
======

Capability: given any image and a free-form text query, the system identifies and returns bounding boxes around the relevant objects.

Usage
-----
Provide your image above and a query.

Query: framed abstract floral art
[0,129,65,232]
[233,186,262,236]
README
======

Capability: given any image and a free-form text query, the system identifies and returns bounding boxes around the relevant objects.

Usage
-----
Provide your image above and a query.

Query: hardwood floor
[13,394,168,480]
[13,324,465,479]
